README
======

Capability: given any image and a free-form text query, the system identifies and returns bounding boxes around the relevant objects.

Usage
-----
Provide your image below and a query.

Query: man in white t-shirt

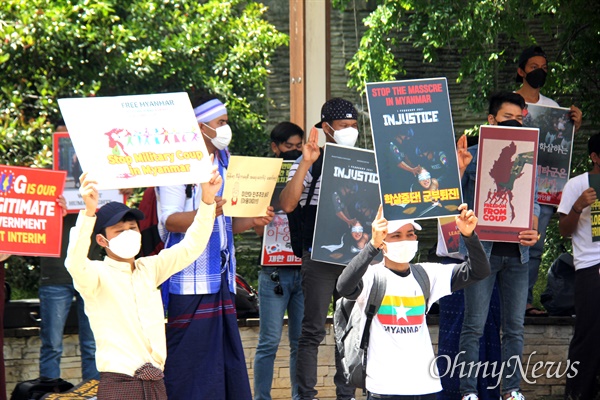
[514,45,584,317]
[336,204,490,399]
[557,133,600,400]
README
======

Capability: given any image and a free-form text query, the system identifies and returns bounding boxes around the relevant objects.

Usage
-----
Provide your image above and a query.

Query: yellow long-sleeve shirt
[65,201,216,377]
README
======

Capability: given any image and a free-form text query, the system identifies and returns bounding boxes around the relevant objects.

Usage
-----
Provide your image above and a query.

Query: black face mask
[498,119,523,128]
[524,68,547,89]
[279,149,302,160]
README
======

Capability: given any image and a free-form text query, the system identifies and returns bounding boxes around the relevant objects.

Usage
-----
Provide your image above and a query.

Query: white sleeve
[287,158,310,189]
[557,176,582,215]
[157,185,187,226]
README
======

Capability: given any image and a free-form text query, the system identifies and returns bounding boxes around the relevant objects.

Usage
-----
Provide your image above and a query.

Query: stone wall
[4,318,573,399]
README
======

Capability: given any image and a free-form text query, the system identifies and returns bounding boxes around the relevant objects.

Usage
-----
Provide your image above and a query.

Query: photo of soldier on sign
[311,144,381,266]
[366,78,463,222]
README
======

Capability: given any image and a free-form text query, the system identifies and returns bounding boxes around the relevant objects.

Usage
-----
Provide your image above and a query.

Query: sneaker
[462,395,479,400]
[504,391,525,400]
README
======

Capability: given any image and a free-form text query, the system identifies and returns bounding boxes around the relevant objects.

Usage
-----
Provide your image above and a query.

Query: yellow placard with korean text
[222,156,283,217]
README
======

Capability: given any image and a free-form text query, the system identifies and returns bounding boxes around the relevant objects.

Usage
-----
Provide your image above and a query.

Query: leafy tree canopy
[334,0,599,125]
[0,0,288,166]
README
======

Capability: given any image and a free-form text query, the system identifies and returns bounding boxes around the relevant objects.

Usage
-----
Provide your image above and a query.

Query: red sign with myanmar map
[474,125,539,242]
[0,165,66,257]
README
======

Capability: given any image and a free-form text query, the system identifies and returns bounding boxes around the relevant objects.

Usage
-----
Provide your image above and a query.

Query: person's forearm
[450,233,490,292]
[337,242,380,299]
[233,217,256,234]
[280,161,310,212]
[559,212,580,237]
[165,210,197,233]
[336,211,353,226]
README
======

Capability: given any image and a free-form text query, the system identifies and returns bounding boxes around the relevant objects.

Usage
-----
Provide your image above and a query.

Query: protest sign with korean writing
[312,144,381,266]
[366,78,462,222]
[261,161,302,266]
[523,104,574,206]
[590,174,600,242]
[0,166,66,256]
[222,156,282,217]
[474,126,539,242]
[58,92,213,189]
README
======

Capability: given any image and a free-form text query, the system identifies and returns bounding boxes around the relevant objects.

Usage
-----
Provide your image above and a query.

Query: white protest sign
[58,92,212,189]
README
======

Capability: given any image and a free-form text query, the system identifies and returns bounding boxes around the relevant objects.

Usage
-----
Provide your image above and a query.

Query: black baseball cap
[94,202,145,235]
[315,98,358,128]
[516,46,547,83]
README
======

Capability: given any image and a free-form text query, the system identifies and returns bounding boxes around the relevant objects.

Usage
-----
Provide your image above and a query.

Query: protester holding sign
[514,45,583,317]
[458,92,540,400]
[157,96,273,400]
[66,167,221,399]
[279,98,360,400]
[337,204,489,399]
[253,122,305,400]
[366,78,463,221]
[557,133,600,400]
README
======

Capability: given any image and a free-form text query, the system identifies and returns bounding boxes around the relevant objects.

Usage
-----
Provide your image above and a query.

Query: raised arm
[449,204,491,291]
[559,187,597,237]
[153,165,222,284]
[279,127,320,213]
[65,172,101,292]
[337,206,387,299]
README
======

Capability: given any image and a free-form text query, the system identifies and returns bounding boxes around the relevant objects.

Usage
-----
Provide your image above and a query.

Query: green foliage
[0,0,288,167]
[4,257,40,299]
[335,0,600,122]
[0,0,286,297]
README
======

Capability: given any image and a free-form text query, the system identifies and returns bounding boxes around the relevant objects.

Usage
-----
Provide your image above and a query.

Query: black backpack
[11,378,73,400]
[235,273,259,319]
[286,153,323,258]
[541,253,576,316]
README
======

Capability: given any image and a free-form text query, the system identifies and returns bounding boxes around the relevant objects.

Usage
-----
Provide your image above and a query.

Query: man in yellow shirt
[65,166,221,400]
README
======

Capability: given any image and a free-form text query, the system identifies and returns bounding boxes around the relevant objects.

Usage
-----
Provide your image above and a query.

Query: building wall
[3,320,573,399]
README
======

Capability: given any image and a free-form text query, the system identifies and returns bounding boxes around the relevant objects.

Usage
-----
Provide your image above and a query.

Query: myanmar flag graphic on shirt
[377,295,426,326]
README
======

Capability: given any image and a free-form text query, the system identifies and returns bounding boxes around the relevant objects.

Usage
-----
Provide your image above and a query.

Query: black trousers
[296,252,355,400]
[565,264,600,400]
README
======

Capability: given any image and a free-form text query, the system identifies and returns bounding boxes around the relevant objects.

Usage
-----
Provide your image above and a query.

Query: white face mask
[326,123,359,147]
[104,230,141,260]
[203,124,232,150]
[383,240,418,263]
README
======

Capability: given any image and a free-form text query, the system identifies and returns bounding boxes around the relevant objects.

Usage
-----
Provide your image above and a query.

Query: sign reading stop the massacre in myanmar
[0,165,66,257]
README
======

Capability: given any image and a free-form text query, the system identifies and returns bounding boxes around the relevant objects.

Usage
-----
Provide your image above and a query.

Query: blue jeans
[527,204,554,304]
[254,267,304,400]
[39,284,99,380]
[459,255,528,395]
